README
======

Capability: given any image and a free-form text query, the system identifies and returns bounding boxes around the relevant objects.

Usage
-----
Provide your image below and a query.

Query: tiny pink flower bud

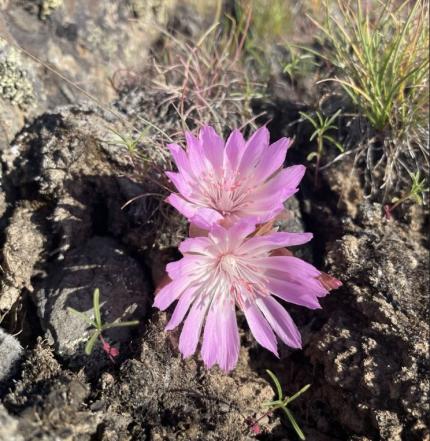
[109,346,119,357]
[99,335,119,362]
[250,423,261,435]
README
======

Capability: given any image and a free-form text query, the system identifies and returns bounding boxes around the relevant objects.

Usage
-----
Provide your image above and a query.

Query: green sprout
[68,288,139,358]
[300,109,344,185]
[251,370,310,440]
[283,44,315,82]
[108,127,148,156]
[384,171,429,218]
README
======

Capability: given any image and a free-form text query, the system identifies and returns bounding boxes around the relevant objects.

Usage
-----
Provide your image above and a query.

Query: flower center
[218,253,236,271]
[213,253,269,308]
[200,170,252,216]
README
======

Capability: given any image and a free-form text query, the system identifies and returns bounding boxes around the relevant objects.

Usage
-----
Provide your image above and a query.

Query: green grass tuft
[308,0,429,198]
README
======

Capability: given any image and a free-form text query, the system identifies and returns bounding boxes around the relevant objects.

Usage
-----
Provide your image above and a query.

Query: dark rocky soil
[0,2,429,441]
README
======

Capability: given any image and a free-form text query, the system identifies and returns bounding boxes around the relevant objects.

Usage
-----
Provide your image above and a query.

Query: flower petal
[179,237,211,255]
[226,220,256,246]
[185,131,207,176]
[254,138,292,182]
[239,232,313,255]
[224,129,246,171]
[257,256,321,278]
[199,125,224,172]
[238,126,270,172]
[244,303,279,356]
[201,303,219,369]
[253,165,306,200]
[153,277,191,310]
[168,143,194,180]
[267,278,323,309]
[201,300,240,371]
[165,288,197,331]
[166,194,223,229]
[256,297,302,348]
[166,171,193,197]
[217,302,240,372]
[179,296,210,358]
[166,193,196,219]
[166,255,209,279]
[190,211,224,230]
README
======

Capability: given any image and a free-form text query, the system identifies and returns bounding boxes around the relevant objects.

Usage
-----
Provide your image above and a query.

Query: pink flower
[165,125,305,229]
[153,221,336,372]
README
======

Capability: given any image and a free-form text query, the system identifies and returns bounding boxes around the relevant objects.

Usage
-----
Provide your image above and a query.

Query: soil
[0,2,429,441]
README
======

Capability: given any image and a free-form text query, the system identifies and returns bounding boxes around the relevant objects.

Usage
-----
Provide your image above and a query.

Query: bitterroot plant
[154,126,341,372]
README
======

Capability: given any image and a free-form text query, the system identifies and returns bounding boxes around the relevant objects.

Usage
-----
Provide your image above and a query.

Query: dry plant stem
[151,11,259,133]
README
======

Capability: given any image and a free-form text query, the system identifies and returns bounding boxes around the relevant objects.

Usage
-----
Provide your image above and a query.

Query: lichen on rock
[39,0,63,19]
[0,37,35,110]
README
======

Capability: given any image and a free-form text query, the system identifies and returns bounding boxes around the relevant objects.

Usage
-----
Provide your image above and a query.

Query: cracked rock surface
[294,203,429,441]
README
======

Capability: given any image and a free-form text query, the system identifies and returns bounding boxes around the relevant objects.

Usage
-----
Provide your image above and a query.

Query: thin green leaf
[323,135,344,152]
[67,307,97,328]
[85,330,100,355]
[309,132,318,141]
[283,407,306,441]
[299,112,318,130]
[102,320,139,330]
[326,78,374,105]
[262,400,282,407]
[285,384,311,405]
[266,369,283,401]
[306,152,319,161]
[93,288,102,329]
[326,109,342,126]
[411,193,423,204]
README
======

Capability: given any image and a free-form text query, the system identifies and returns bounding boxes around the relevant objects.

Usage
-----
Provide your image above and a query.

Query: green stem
[314,137,323,187]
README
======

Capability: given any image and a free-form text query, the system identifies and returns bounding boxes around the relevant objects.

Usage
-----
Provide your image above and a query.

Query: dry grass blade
[150,12,263,135]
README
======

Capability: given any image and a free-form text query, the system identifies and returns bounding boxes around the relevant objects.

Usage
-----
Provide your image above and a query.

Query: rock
[0,36,36,110]
[0,201,46,313]
[0,404,23,441]
[275,196,313,262]
[303,203,429,440]
[3,319,280,441]
[3,339,100,441]
[2,103,185,251]
[0,0,176,142]
[36,236,149,370]
[276,197,306,234]
[98,313,277,441]
[0,328,23,383]
[0,35,39,148]
[0,103,183,315]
